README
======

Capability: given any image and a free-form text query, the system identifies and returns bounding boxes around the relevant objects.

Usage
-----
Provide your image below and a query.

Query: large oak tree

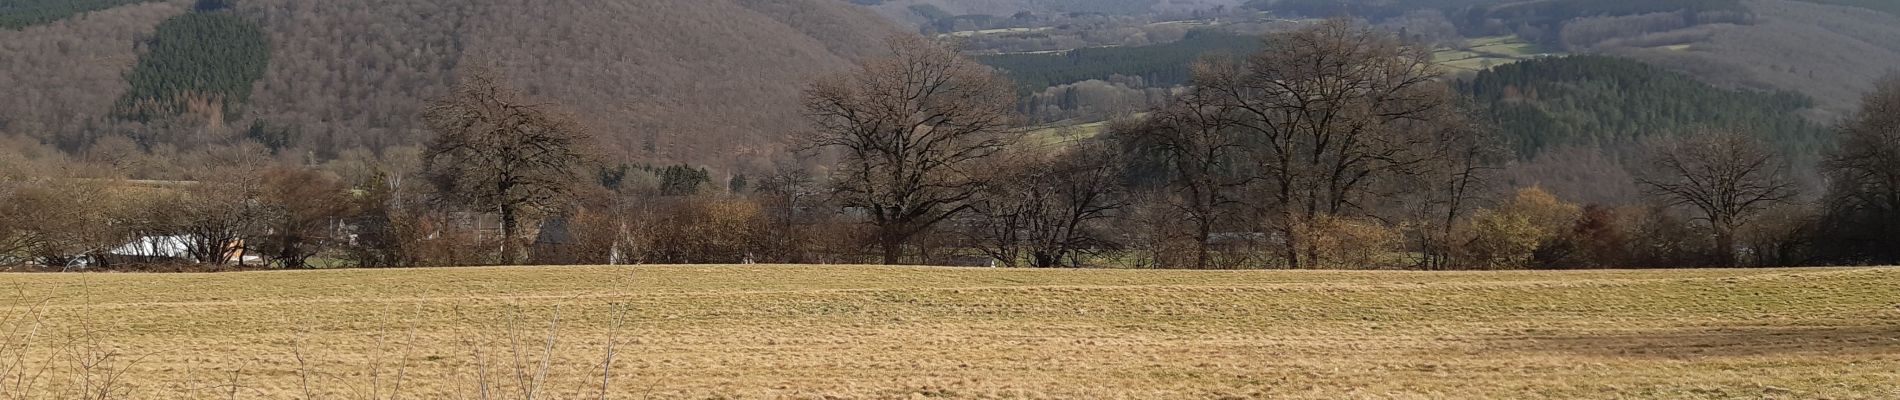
[801,36,1019,265]
[422,67,593,265]
[1638,131,1797,267]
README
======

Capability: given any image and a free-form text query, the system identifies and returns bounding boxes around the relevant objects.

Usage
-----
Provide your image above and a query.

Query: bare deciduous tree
[257,167,354,269]
[1638,131,1797,267]
[1189,19,1460,268]
[0,179,126,269]
[423,66,594,264]
[1405,111,1506,270]
[152,176,269,267]
[800,35,1018,265]
[1112,98,1251,269]
[1820,75,1900,263]
[965,142,1128,267]
[349,169,423,268]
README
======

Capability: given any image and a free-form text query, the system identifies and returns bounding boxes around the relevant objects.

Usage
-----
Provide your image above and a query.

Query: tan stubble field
[2,265,1898,399]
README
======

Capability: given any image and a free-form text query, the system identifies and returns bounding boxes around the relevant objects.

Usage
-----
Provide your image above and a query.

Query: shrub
[1292,215,1403,269]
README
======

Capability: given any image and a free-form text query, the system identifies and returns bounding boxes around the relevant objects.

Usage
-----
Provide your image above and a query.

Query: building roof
[108,235,194,258]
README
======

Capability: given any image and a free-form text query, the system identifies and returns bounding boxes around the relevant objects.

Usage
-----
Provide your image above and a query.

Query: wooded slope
[0,0,899,172]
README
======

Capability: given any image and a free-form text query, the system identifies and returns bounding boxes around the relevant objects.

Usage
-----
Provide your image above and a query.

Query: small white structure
[102,235,261,265]
[108,235,196,260]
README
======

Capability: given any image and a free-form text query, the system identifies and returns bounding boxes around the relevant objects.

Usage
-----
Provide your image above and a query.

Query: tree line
[0,0,159,29]
[4,20,1898,270]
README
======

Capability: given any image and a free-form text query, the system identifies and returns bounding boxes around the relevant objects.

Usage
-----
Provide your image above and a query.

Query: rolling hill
[3,0,1897,178]
[242,0,898,171]
[860,0,1244,26]
[1251,0,1900,120]
[0,0,182,149]
[0,0,898,175]
[1610,0,1900,120]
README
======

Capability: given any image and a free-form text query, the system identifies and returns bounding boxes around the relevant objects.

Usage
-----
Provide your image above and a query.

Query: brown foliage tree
[1637,131,1797,267]
[1551,205,1632,269]
[1290,214,1402,269]
[422,66,595,265]
[1622,205,1714,268]
[800,35,1018,265]
[642,196,768,264]
[1454,187,1580,270]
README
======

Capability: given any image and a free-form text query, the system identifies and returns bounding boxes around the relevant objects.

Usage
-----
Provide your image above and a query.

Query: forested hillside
[1612,0,1900,119]
[1460,56,1828,160]
[0,0,159,29]
[977,30,1258,92]
[0,0,182,152]
[1461,55,1835,206]
[239,0,897,170]
[1254,0,1900,118]
[0,0,898,176]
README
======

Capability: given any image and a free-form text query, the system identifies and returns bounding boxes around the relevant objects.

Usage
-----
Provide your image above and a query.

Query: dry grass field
[2,265,1898,399]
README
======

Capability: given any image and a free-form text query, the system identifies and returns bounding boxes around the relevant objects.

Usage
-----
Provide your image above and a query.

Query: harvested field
[2,266,1898,399]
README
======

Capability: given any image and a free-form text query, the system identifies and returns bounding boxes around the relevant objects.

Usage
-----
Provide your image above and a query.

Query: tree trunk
[1282,224,1302,270]
[500,204,522,265]
[1194,222,1212,270]
[281,236,303,269]
[879,234,902,265]
[1033,251,1060,268]
[1714,225,1737,267]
